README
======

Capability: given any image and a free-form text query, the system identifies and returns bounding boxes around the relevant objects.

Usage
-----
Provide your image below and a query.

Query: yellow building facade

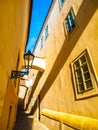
[30,0,98,129]
[0,0,31,129]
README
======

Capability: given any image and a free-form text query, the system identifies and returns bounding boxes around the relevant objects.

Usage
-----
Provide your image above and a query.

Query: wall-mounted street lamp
[24,50,34,69]
[11,50,34,79]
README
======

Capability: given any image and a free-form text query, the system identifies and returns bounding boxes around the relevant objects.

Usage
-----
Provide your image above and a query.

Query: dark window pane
[77,76,83,84]
[41,36,44,48]
[61,0,65,3]
[85,80,93,89]
[84,72,90,80]
[69,11,75,28]
[75,69,81,77]
[78,83,84,92]
[80,55,86,64]
[71,21,75,28]
[74,60,79,69]
[59,0,65,7]
[82,64,88,73]
[45,25,48,38]
[65,10,75,33]
[66,18,71,32]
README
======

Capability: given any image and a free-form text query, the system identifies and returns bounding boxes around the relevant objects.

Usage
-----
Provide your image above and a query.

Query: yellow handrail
[41,109,98,130]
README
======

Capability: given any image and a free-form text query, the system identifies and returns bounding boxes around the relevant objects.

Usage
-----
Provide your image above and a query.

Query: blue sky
[26,0,52,52]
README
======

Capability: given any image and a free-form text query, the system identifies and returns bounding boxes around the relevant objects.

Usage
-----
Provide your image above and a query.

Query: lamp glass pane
[29,59,33,68]
[24,50,34,69]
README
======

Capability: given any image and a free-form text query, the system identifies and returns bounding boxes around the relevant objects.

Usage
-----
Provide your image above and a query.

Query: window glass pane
[69,11,75,28]
[65,9,76,34]
[68,15,72,31]
[45,25,48,38]
[74,60,79,69]
[80,55,86,64]
[66,19,71,32]
[61,0,65,3]
[75,69,81,77]
[78,83,84,92]
[41,36,44,48]
[77,76,83,84]
[71,20,75,28]
[60,0,65,4]
[85,80,92,89]
[82,64,88,73]
[84,72,90,80]
[59,0,65,8]
[72,52,94,95]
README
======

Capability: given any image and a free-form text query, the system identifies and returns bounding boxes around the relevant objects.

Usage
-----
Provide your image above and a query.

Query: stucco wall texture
[33,0,98,129]
[0,0,30,129]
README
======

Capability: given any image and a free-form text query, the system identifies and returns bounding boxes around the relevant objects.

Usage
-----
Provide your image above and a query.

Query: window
[71,49,98,99]
[59,0,65,8]
[45,25,49,39]
[65,8,76,35]
[73,54,93,93]
[40,36,44,49]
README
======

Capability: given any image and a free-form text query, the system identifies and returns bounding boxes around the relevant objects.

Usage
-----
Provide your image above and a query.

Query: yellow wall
[33,0,98,129]
[0,0,31,129]
[0,79,18,130]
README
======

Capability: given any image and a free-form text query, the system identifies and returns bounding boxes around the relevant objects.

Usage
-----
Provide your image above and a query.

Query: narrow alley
[14,109,49,130]
[0,0,98,129]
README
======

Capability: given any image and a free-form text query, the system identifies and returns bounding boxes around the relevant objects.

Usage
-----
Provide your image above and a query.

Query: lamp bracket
[11,70,28,79]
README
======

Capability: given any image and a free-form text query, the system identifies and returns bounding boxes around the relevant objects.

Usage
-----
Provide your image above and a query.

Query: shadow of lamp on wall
[11,50,35,79]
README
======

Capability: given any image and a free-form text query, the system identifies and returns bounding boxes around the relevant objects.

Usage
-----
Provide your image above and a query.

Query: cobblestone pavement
[14,110,49,130]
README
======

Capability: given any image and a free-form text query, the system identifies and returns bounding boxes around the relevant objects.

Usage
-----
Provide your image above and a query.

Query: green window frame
[71,49,98,99]
[73,54,93,93]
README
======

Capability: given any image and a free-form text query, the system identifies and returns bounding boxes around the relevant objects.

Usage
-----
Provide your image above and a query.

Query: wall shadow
[18,85,28,110]
[39,0,98,102]
[30,100,37,115]
[14,108,47,130]
[26,72,43,109]
[13,109,34,130]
